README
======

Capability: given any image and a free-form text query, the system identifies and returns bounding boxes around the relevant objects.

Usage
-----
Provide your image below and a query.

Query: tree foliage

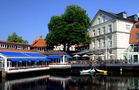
[7,32,28,44]
[46,5,91,51]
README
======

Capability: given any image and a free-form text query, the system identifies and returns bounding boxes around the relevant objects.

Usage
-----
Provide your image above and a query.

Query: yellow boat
[96,69,107,75]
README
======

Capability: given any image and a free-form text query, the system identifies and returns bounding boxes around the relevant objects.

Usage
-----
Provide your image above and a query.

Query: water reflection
[0,74,139,90]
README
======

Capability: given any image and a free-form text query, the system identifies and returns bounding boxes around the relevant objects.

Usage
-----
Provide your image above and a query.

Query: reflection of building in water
[0,75,71,90]
[1,75,139,90]
[1,75,50,90]
[48,76,71,90]
[127,77,139,90]
[68,76,139,90]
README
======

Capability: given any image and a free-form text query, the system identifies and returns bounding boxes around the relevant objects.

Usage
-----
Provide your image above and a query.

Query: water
[0,74,139,90]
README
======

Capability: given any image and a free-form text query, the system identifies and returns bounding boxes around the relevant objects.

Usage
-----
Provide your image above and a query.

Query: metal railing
[71,59,127,65]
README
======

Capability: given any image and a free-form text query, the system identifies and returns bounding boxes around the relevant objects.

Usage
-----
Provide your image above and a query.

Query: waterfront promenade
[1,58,139,80]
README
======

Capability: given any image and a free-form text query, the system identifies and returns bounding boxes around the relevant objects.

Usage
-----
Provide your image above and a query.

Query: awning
[47,55,62,59]
[67,55,72,59]
[8,57,51,62]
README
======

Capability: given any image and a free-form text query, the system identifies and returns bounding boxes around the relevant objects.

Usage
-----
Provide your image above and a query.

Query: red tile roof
[32,35,47,47]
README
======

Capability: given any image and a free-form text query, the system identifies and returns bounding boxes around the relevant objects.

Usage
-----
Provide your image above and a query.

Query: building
[31,35,47,52]
[89,10,138,61]
[0,40,31,50]
[0,35,47,52]
[124,22,139,64]
[54,44,76,51]
[130,22,139,45]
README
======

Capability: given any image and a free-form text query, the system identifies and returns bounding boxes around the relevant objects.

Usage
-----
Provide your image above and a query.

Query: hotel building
[89,10,138,61]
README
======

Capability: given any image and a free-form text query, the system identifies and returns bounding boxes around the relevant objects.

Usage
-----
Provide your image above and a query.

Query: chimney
[117,11,127,18]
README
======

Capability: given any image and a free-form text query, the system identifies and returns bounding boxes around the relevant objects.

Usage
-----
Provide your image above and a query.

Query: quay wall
[1,64,139,80]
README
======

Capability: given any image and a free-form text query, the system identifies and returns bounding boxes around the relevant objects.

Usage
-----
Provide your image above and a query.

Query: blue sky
[0,0,139,44]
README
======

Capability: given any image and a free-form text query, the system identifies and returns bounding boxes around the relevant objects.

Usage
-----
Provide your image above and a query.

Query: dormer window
[136,25,139,29]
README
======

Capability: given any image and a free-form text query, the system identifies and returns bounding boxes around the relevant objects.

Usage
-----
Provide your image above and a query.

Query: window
[94,41,95,48]
[107,36,112,47]
[135,33,139,39]
[98,40,100,48]
[136,25,139,29]
[134,55,138,63]
[102,16,105,23]
[102,39,105,48]
[126,24,130,30]
[108,25,112,33]
[96,40,100,48]
[109,40,112,47]
[102,27,105,34]
[92,42,95,48]
[98,28,100,35]
[93,30,95,36]
[97,18,101,24]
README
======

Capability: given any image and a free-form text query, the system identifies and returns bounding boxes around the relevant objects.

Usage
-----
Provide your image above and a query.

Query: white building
[89,10,137,61]
[54,44,76,51]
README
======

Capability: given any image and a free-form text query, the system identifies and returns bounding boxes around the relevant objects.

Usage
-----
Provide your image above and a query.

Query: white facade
[0,41,31,50]
[89,10,134,61]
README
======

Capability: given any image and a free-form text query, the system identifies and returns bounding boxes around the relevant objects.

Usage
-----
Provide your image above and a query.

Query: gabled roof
[32,35,47,47]
[91,9,137,25]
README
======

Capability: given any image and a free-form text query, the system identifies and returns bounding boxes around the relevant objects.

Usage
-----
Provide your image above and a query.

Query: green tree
[7,32,28,44]
[46,5,91,51]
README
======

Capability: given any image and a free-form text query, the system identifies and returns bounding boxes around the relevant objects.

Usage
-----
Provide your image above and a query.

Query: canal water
[0,73,139,90]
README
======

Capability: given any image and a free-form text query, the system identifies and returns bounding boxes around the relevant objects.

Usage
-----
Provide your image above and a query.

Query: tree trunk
[63,43,66,51]
[67,43,70,52]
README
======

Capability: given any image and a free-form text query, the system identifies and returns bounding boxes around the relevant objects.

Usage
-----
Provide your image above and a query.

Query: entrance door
[134,55,138,63]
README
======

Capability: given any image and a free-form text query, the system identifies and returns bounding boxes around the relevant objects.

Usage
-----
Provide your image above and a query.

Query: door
[134,55,138,63]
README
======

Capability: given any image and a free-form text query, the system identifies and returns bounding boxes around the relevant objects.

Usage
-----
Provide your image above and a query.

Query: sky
[0,0,139,44]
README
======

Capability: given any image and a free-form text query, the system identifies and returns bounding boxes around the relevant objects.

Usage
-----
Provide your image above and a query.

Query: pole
[105,36,108,61]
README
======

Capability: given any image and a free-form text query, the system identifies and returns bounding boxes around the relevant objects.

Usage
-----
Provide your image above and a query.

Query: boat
[80,68,107,75]
[96,69,107,75]
[80,69,96,75]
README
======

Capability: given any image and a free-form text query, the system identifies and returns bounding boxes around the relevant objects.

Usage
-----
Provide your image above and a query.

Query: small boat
[80,69,96,75]
[96,69,107,75]
[80,68,107,75]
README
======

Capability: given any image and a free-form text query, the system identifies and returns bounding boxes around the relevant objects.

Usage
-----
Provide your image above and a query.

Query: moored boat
[80,69,96,75]
[80,68,107,75]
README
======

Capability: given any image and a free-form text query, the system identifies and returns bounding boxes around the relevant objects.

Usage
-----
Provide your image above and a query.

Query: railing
[71,59,127,65]
[8,65,49,71]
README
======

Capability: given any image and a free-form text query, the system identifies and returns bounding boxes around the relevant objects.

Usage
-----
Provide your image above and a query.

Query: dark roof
[41,50,67,55]
[93,9,138,23]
